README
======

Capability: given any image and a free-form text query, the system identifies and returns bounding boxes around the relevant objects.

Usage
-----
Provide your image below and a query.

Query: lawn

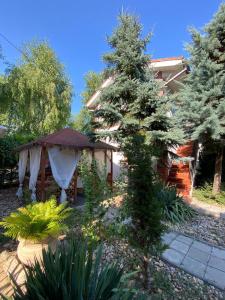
[193,183,225,206]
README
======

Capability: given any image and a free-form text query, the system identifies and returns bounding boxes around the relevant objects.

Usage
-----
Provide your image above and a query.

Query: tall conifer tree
[176,4,225,194]
[94,13,182,288]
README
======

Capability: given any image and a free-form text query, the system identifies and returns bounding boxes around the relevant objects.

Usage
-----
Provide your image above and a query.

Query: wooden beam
[73,169,78,203]
[110,150,113,188]
[40,146,46,201]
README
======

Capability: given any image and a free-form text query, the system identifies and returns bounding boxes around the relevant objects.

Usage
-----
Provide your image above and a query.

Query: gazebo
[16,128,116,203]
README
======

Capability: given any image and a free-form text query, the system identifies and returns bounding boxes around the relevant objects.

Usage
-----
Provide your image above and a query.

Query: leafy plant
[0,197,72,241]
[11,239,141,300]
[193,183,225,205]
[155,183,196,223]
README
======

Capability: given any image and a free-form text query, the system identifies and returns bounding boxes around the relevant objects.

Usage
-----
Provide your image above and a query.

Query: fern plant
[10,239,144,300]
[0,197,72,242]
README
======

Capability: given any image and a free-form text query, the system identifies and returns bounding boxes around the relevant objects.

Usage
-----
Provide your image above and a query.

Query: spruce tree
[176,4,225,194]
[93,13,181,288]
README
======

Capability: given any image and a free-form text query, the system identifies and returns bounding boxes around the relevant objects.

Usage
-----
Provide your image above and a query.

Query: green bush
[155,184,196,223]
[0,133,35,169]
[0,197,72,241]
[193,183,225,205]
[11,239,141,300]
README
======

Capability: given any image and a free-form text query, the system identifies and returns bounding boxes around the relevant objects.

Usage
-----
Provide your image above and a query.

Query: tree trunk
[212,147,223,195]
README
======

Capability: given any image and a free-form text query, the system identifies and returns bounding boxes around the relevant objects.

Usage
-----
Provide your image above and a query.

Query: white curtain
[29,146,42,201]
[48,147,81,203]
[16,150,28,199]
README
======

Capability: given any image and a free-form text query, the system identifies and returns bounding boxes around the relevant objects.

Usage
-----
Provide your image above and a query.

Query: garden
[1,3,225,300]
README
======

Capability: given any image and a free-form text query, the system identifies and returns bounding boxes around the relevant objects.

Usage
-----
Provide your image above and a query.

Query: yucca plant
[155,183,196,223]
[0,197,72,241]
[11,239,143,300]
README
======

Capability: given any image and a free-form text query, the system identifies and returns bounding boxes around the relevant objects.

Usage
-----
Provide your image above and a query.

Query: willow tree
[0,41,72,135]
[176,4,225,194]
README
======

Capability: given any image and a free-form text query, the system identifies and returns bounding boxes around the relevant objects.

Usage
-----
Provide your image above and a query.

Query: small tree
[176,4,225,194]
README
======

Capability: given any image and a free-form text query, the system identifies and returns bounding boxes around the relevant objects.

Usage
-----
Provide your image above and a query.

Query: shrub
[193,183,225,205]
[155,183,196,223]
[11,239,141,300]
[0,197,72,241]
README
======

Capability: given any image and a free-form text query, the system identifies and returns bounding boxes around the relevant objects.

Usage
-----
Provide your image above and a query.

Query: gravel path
[169,214,225,248]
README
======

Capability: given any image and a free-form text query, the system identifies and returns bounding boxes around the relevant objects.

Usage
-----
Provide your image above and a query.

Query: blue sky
[0,0,223,114]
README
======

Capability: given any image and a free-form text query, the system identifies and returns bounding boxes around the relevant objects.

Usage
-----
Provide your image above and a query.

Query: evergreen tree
[93,13,181,288]
[176,4,225,194]
[94,14,183,152]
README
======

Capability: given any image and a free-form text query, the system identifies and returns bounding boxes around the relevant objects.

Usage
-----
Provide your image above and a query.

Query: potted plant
[0,197,72,266]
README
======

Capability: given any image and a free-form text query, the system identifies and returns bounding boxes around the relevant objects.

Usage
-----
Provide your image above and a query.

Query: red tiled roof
[151,56,184,63]
[16,128,116,151]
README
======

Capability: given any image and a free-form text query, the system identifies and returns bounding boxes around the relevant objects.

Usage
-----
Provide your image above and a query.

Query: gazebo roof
[16,128,116,151]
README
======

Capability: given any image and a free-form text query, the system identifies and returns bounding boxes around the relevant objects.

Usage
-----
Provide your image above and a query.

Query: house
[86,57,194,200]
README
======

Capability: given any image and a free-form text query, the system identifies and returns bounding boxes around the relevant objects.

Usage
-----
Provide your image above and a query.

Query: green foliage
[78,153,112,243]
[70,71,103,134]
[0,40,72,135]
[155,183,196,223]
[94,14,183,152]
[193,183,225,206]
[11,239,138,300]
[0,197,72,241]
[81,71,104,104]
[176,4,225,193]
[80,153,111,217]
[125,136,166,254]
[70,108,93,134]
[0,133,35,169]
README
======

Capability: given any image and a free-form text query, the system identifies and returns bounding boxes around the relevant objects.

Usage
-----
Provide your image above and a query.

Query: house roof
[150,56,184,63]
[16,128,116,152]
[86,56,187,108]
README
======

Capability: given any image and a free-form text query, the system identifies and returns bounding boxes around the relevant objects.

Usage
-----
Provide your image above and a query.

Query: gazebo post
[110,150,113,188]
[73,169,78,203]
[40,146,46,201]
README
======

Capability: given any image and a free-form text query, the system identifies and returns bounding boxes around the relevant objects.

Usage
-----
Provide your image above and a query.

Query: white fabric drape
[48,147,81,203]
[16,150,28,199]
[29,146,42,201]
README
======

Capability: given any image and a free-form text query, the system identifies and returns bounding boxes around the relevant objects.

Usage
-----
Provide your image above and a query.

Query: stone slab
[212,247,225,260]
[192,240,212,254]
[187,246,210,264]
[208,256,225,273]
[176,234,193,246]
[170,240,190,255]
[162,248,184,266]
[204,266,225,290]
[181,256,206,278]
[162,232,177,245]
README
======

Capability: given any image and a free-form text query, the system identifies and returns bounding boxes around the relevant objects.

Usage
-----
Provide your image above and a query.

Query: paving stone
[187,246,210,264]
[162,248,184,266]
[181,256,206,278]
[162,232,177,245]
[176,234,193,246]
[192,240,212,254]
[208,256,225,272]
[212,247,225,260]
[170,240,190,255]
[204,266,225,290]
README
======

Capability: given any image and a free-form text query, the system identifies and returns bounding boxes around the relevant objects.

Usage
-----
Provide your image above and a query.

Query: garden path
[162,231,225,290]
[190,197,225,218]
